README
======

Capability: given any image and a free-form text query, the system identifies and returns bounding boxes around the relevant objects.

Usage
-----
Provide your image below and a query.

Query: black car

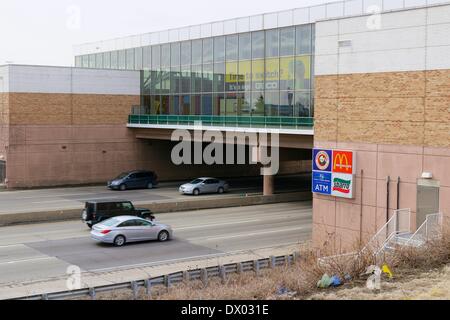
[107,170,158,191]
[81,200,155,228]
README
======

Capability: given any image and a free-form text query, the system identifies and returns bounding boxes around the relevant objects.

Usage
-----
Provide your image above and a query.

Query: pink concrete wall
[313,141,450,254]
[5,124,310,188]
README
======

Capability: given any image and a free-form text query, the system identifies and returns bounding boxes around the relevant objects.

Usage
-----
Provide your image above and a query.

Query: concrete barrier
[0,191,312,227]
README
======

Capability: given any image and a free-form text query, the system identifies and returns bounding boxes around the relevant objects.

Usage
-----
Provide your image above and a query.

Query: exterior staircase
[318,209,443,267]
[372,211,442,262]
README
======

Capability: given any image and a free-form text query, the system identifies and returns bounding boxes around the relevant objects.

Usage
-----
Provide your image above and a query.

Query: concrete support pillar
[263,174,275,196]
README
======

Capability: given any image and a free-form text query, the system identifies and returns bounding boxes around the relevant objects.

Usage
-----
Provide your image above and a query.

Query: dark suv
[107,170,158,191]
[81,200,154,228]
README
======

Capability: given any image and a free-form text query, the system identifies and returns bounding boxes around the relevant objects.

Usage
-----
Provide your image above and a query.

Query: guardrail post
[254,260,260,276]
[201,269,208,287]
[164,275,171,289]
[131,281,139,300]
[219,265,226,283]
[144,279,152,299]
[89,288,96,300]
[270,256,276,269]
[237,262,244,274]
[41,294,49,300]
[293,252,300,263]
[183,271,190,282]
[284,255,289,266]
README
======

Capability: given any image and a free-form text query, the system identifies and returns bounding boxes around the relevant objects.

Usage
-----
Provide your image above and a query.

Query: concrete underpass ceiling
[131,128,314,150]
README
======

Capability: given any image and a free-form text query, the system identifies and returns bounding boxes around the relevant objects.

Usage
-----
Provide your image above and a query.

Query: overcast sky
[0,0,329,66]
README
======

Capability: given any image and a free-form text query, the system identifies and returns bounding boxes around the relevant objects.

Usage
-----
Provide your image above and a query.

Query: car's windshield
[100,218,121,227]
[115,172,129,180]
[190,179,204,184]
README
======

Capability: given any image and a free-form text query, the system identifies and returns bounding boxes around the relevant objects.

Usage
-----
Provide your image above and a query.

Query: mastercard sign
[312,149,356,199]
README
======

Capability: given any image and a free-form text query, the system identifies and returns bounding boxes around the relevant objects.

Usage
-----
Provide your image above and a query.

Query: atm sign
[332,150,354,174]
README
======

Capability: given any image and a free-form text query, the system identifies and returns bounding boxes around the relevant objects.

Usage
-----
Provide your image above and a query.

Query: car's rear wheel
[119,184,127,191]
[193,189,200,196]
[87,223,93,229]
[114,235,126,247]
[218,187,224,194]
[158,231,170,242]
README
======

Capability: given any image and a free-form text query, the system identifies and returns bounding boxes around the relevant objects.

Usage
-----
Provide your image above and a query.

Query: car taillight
[101,230,111,235]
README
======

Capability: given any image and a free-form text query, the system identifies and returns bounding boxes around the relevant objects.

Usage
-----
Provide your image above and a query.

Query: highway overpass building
[0,0,449,252]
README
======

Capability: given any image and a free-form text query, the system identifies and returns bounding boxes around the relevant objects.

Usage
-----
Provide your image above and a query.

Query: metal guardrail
[16,253,300,300]
[128,114,315,130]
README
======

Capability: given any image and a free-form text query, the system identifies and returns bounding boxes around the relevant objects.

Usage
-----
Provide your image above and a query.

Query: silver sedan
[91,216,173,247]
[179,178,229,196]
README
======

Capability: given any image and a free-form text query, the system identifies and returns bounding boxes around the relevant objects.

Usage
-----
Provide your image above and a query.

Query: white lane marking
[176,219,262,230]
[0,192,110,200]
[173,215,311,231]
[0,257,54,266]
[77,196,124,201]
[89,242,302,273]
[187,226,309,242]
[31,200,74,204]
[0,244,25,249]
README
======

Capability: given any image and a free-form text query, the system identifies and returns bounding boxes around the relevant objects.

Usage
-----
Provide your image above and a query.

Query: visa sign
[312,149,356,199]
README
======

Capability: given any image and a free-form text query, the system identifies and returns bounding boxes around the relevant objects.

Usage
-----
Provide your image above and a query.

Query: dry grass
[86,228,450,300]
[386,230,450,271]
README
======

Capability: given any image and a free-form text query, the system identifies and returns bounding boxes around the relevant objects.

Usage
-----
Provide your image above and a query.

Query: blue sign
[313,149,332,172]
[312,171,332,195]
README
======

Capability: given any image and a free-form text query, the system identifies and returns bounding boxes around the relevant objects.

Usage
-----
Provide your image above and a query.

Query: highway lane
[0,174,311,214]
[0,202,312,286]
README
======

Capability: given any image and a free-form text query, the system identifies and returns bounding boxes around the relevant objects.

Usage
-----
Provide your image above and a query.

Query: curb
[0,191,312,227]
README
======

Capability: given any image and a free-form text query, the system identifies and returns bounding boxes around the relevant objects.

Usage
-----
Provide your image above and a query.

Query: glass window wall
[214,37,225,62]
[280,27,295,56]
[181,41,191,66]
[78,23,315,120]
[226,35,238,61]
[110,51,118,69]
[265,30,279,58]
[252,31,265,59]
[126,48,135,70]
[103,52,111,69]
[143,46,151,70]
[135,48,143,70]
[118,50,126,69]
[95,53,103,69]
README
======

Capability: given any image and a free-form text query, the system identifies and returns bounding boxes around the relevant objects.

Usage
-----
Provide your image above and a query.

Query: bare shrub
[386,227,450,272]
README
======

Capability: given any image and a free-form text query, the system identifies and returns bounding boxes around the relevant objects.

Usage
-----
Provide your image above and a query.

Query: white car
[179,178,229,196]
[91,216,173,247]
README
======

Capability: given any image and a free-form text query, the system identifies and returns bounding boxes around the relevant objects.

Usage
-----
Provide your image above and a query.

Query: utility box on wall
[417,179,440,229]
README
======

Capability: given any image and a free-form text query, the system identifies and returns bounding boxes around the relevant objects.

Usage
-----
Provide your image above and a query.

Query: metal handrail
[128,114,315,130]
[406,213,443,246]
[362,209,411,255]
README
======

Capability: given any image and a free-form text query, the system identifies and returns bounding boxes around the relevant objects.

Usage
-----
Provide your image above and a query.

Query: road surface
[0,175,311,214]
[0,202,312,287]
